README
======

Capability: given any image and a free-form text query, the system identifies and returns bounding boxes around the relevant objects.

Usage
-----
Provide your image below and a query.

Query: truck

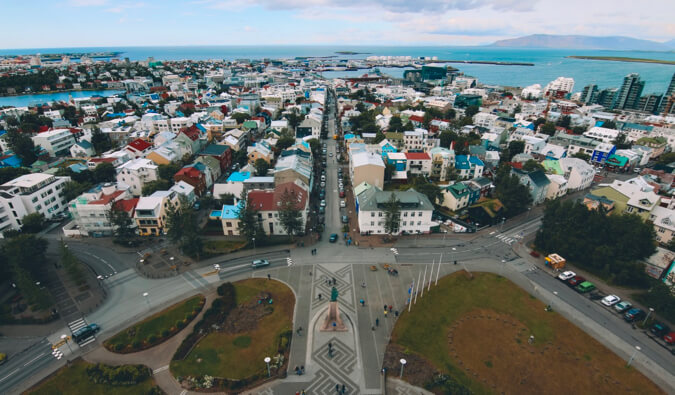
[544,253,566,270]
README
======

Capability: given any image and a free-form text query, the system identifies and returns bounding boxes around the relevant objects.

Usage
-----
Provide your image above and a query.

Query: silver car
[251,259,270,268]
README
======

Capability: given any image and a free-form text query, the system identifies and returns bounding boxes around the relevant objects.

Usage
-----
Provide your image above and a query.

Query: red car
[664,332,675,345]
[567,275,586,287]
[339,191,345,198]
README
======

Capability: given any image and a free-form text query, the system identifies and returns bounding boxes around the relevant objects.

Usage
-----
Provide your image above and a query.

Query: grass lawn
[170,279,294,380]
[203,240,247,254]
[388,272,662,395]
[104,294,204,352]
[27,359,157,395]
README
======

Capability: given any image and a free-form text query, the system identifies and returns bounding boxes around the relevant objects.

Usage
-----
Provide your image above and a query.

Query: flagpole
[435,253,443,285]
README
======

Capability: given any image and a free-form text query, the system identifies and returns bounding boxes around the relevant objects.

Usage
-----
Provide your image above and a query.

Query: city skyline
[0,0,673,49]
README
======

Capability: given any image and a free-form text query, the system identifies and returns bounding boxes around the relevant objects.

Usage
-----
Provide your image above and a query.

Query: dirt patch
[451,308,647,394]
[219,292,274,334]
[383,344,438,386]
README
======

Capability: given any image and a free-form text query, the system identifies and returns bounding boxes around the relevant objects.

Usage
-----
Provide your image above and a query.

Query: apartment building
[116,158,159,196]
[32,129,76,157]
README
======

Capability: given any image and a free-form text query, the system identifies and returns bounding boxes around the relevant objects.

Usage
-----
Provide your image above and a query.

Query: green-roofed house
[604,154,629,172]
[440,182,471,211]
[355,185,434,235]
[542,159,563,175]
[583,193,615,213]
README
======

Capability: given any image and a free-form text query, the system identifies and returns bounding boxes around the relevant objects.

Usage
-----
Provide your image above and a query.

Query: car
[251,259,270,268]
[329,233,338,243]
[575,281,595,293]
[633,167,641,173]
[321,175,326,181]
[320,181,326,188]
[329,153,333,157]
[193,201,201,210]
[340,200,346,208]
[624,308,646,322]
[614,301,632,313]
[601,294,621,306]
[73,323,100,342]
[319,206,325,214]
[339,191,345,198]
[557,271,576,281]
[567,275,586,287]
[320,200,326,207]
[342,215,349,224]
[664,332,675,345]
[650,322,671,337]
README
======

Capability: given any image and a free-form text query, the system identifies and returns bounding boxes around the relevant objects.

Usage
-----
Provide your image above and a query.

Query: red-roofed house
[125,138,152,158]
[243,181,309,236]
[173,164,208,196]
[404,152,432,176]
[408,115,425,127]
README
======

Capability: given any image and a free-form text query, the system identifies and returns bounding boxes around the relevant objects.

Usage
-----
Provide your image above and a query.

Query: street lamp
[500,217,506,231]
[61,334,72,353]
[252,237,256,251]
[143,292,150,309]
[526,207,532,220]
[500,259,506,276]
[627,345,641,367]
[399,358,407,378]
[264,356,271,377]
[642,307,654,326]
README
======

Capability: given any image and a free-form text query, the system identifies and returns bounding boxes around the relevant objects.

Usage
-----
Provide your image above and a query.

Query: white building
[67,183,135,237]
[559,157,595,191]
[583,127,620,144]
[116,158,159,196]
[356,185,434,235]
[545,77,575,94]
[0,173,70,235]
[404,128,428,152]
[473,113,499,129]
[521,84,543,99]
[32,129,76,157]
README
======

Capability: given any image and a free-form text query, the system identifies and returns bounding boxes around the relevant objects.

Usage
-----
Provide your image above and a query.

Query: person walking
[384,310,388,318]
[318,293,322,300]
[359,299,365,306]
[395,310,399,317]
[341,384,346,394]
[388,305,393,312]
[375,318,379,327]
[336,383,340,393]
[267,274,271,280]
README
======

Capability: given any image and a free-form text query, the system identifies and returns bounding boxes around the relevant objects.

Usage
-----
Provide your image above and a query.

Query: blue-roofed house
[591,143,616,165]
[69,140,95,158]
[210,203,242,236]
[511,168,551,205]
[68,163,89,174]
[0,154,22,168]
[454,155,484,180]
[214,171,251,201]
[378,139,397,159]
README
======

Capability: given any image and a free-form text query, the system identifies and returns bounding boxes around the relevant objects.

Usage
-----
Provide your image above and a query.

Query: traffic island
[385,271,662,394]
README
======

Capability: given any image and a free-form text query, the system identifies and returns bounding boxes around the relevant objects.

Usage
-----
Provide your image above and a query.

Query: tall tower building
[658,72,675,115]
[580,84,598,104]
[615,73,645,110]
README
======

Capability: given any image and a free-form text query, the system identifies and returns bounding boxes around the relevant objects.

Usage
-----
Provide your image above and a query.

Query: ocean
[1,45,674,95]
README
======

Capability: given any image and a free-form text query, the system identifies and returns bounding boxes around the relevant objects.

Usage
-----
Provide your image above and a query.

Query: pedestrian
[302,390,306,395]
[395,310,399,317]
[359,299,364,306]
[267,274,271,280]
[301,365,305,374]
[372,326,375,331]
[328,341,333,350]
[318,293,322,300]
[384,310,388,317]
[389,305,393,312]
[375,318,379,327]
[383,304,387,311]
[341,384,346,394]
[332,277,336,285]
[309,271,312,276]
[336,383,340,393]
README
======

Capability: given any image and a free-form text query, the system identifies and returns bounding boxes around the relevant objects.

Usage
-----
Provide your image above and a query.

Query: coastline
[0,88,124,99]
[567,56,675,65]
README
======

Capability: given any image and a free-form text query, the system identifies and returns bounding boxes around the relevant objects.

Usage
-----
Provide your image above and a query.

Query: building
[69,140,95,158]
[116,158,159,196]
[591,180,660,220]
[210,203,241,236]
[355,185,434,235]
[650,206,675,245]
[67,183,135,237]
[511,168,551,205]
[454,155,484,180]
[404,152,432,176]
[591,143,616,165]
[558,158,596,191]
[125,138,153,158]
[403,129,427,152]
[198,144,232,172]
[615,73,645,110]
[244,181,309,236]
[580,84,598,104]
[439,182,472,211]
[351,151,385,189]
[134,190,180,236]
[174,163,208,196]
[32,129,76,157]
[0,173,70,234]
[583,127,620,144]
[429,147,455,182]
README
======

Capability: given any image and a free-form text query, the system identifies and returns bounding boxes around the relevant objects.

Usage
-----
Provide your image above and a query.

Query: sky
[0,0,673,49]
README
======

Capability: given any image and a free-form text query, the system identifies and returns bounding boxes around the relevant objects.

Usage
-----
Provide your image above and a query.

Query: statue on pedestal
[320,286,347,331]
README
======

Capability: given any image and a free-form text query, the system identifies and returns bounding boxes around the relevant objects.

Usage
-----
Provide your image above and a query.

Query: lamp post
[500,217,506,231]
[500,259,506,276]
[264,356,271,377]
[642,307,654,326]
[61,334,72,353]
[399,358,407,378]
[526,207,532,220]
[143,292,150,309]
[627,345,641,367]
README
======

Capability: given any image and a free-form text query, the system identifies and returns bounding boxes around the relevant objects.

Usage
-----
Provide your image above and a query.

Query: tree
[285,109,304,132]
[236,191,265,243]
[63,181,93,202]
[522,159,545,172]
[556,115,571,129]
[533,117,546,130]
[402,121,414,131]
[405,176,443,204]
[572,152,591,161]
[464,105,480,118]
[254,159,270,176]
[109,203,138,246]
[494,168,533,218]
[2,234,48,278]
[384,162,395,183]
[141,179,170,196]
[388,116,403,133]
[540,122,557,136]
[277,189,303,240]
[502,140,525,163]
[93,162,116,183]
[90,127,112,155]
[0,167,30,184]
[439,130,458,149]
[658,152,675,165]
[231,112,251,124]
[612,133,631,150]
[165,198,203,259]
[444,108,456,120]
[276,135,295,151]
[383,193,401,235]
[60,242,85,285]
[374,131,386,144]
[602,120,617,130]
[232,149,248,167]
[21,213,45,234]
[572,126,587,135]
[6,130,38,165]
[158,162,183,184]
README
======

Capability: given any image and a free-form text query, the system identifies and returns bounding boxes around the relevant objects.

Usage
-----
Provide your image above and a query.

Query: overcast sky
[1,0,673,48]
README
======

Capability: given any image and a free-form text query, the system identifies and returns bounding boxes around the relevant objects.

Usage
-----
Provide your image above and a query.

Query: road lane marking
[24,352,46,366]
[0,369,19,383]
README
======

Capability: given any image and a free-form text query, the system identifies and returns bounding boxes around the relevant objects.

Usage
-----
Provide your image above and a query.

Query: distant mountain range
[488,34,675,51]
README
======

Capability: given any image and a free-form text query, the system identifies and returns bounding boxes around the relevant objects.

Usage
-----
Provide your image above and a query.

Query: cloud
[68,0,107,5]
[105,2,146,13]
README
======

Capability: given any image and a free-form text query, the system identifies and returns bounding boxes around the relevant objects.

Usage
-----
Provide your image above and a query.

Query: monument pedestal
[320,301,347,332]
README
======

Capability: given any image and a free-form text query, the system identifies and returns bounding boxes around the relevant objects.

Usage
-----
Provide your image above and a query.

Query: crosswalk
[286,257,293,266]
[67,317,97,347]
[390,248,399,255]
[495,231,525,245]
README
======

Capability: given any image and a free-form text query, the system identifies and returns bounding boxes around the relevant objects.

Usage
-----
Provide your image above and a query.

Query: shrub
[114,343,124,352]
[161,329,170,338]
[147,334,158,344]
[86,363,151,386]
[131,340,141,349]
[176,320,185,328]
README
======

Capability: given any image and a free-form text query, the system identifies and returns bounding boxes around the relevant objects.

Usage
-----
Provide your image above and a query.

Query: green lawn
[389,272,661,394]
[171,279,294,380]
[105,295,204,352]
[203,240,247,254]
[27,360,157,395]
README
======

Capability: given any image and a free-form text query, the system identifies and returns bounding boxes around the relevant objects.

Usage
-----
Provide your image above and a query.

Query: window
[371,212,375,217]
[226,222,232,227]
[418,212,423,217]
[268,213,273,219]
[402,221,407,226]
[417,221,421,226]
[371,221,374,226]
[411,212,415,217]
[403,212,408,217]
[378,212,382,217]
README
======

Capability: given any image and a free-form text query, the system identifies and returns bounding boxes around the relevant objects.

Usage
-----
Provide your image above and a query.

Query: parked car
[601,295,621,306]
[650,322,671,337]
[624,308,646,322]
[320,200,326,207]
[319,191,325,199]
[558,271,576,281]
[251,259,270,268]
[339,191,345,198]
[320,181,326,188]
[329,233,338,243]
[614,301,632,313]
[319,206,325,214]
[664,332,675,345]
[575,281,596,293]
[567,275,586,287]
[321,175,326,181]
[341,215,349,224]
[340,200,346,208]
